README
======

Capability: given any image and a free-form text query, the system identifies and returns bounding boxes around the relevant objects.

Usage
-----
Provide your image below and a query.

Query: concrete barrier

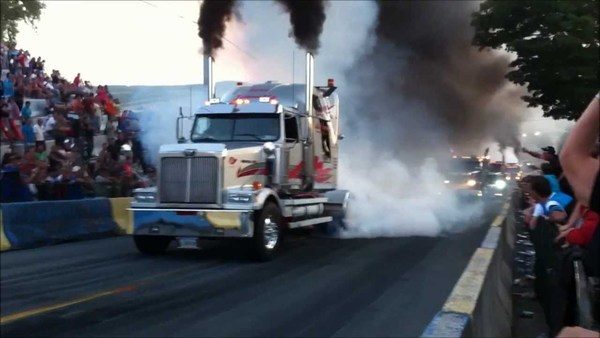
[1,213,11,251]
[109,197,133,235]
[0,197,132,251]
[422,199,515,337]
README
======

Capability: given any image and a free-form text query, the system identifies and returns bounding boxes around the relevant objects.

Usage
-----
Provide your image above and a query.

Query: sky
[17,1,209,85]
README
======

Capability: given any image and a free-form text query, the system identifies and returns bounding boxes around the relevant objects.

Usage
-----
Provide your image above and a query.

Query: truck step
[288,216,333,229]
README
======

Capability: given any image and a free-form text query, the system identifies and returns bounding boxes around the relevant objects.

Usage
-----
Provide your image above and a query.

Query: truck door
[284,114,303,187]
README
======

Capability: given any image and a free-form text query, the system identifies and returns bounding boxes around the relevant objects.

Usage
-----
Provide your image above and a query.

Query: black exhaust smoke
[275,0,326,54]
[198,0,327,56]
[198,0,237,57]
[344,1,523,164]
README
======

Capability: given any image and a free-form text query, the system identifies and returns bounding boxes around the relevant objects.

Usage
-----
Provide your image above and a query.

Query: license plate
[177,237,198,249]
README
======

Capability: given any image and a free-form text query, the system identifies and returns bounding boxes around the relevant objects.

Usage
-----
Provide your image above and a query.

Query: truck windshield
[191,113,280,142]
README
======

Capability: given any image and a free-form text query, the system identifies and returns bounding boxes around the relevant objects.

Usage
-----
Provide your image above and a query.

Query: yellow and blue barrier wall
[422,199,515,338]
[0,198,132,251]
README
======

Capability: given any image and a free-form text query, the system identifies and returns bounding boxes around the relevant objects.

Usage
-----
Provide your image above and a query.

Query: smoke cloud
[198,0,327,57]
[275,0,327,54]
[347,1,525,157]
[198,0,237,57]
[332,1,530,237]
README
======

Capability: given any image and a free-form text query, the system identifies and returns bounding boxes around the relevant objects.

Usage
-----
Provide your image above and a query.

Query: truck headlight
[466,179,477,187]
[134,192,156,203]
[494,179,507,190]
[228,193,253,203]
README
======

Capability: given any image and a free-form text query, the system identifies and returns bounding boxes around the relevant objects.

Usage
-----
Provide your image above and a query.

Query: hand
[558,224,572,232]
[557,326,599,338]
[555,229,572,242]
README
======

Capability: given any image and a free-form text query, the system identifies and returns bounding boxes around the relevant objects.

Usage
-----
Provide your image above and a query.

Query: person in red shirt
[556,203,599,246]
[16,51,26,68]
[104,99,118,117]
[73,73,81,87]
[95,85,108,105]
[70,95,84,113]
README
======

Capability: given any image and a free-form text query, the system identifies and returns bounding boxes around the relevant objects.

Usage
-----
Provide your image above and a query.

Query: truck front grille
[160,157,219,204]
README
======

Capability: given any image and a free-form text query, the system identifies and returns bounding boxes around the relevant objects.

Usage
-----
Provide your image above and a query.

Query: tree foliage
[472,0,598,120]
[0,0,45,45]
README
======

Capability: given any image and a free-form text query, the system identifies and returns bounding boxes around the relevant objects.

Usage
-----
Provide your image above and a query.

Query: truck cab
[130,54,350,260]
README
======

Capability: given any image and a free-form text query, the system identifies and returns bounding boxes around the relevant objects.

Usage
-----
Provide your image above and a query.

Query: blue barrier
[0,198,119,249]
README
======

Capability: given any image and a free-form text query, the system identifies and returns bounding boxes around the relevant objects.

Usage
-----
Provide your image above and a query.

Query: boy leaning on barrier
[527,175,568,230]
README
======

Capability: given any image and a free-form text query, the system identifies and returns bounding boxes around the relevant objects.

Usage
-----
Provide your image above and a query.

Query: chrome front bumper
[129,208,254,238]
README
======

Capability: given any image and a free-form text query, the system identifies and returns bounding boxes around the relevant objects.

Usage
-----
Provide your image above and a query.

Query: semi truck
[129,53,351,260]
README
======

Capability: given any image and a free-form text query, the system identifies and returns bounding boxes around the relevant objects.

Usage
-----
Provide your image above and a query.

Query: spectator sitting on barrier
[555,202,599,247]
[541,163,574,210]
[527,175,568,229]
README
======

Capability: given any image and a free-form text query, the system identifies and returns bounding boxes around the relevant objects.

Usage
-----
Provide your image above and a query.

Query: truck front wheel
[252,202,283,261]
[134,235,171,255]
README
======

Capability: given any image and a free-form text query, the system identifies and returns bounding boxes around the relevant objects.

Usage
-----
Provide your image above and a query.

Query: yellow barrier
[0,210,11,251]
[109,197,133,235]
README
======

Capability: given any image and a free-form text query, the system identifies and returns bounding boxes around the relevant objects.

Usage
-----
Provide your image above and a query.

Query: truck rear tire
[134,235,171,255]
[252,202,283,261]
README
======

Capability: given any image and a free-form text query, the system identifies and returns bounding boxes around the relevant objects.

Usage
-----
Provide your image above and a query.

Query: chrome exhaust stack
[302,53,315,190]
[203,56,215,100]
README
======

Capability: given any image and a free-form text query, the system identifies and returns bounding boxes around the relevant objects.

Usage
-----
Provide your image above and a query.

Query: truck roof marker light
[252,181,263,190]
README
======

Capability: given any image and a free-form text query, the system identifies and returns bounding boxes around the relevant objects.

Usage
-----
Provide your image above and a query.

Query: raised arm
[560,95,600,207]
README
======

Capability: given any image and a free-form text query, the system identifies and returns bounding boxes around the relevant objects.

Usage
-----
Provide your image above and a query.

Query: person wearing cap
[523,145,562,174]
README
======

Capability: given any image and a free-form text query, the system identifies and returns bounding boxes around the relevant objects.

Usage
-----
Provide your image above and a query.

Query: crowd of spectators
[1,42,151,203]
[517,94,599,337]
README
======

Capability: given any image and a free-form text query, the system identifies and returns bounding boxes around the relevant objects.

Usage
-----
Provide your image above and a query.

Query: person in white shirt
[33,118,45,146]
[44,112,56,139]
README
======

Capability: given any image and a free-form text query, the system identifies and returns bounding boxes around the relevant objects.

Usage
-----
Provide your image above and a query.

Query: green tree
[472,0,598,120]
[1,0,45,45]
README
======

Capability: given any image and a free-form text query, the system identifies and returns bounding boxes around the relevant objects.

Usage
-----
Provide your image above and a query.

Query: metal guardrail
[574,260,596,329]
